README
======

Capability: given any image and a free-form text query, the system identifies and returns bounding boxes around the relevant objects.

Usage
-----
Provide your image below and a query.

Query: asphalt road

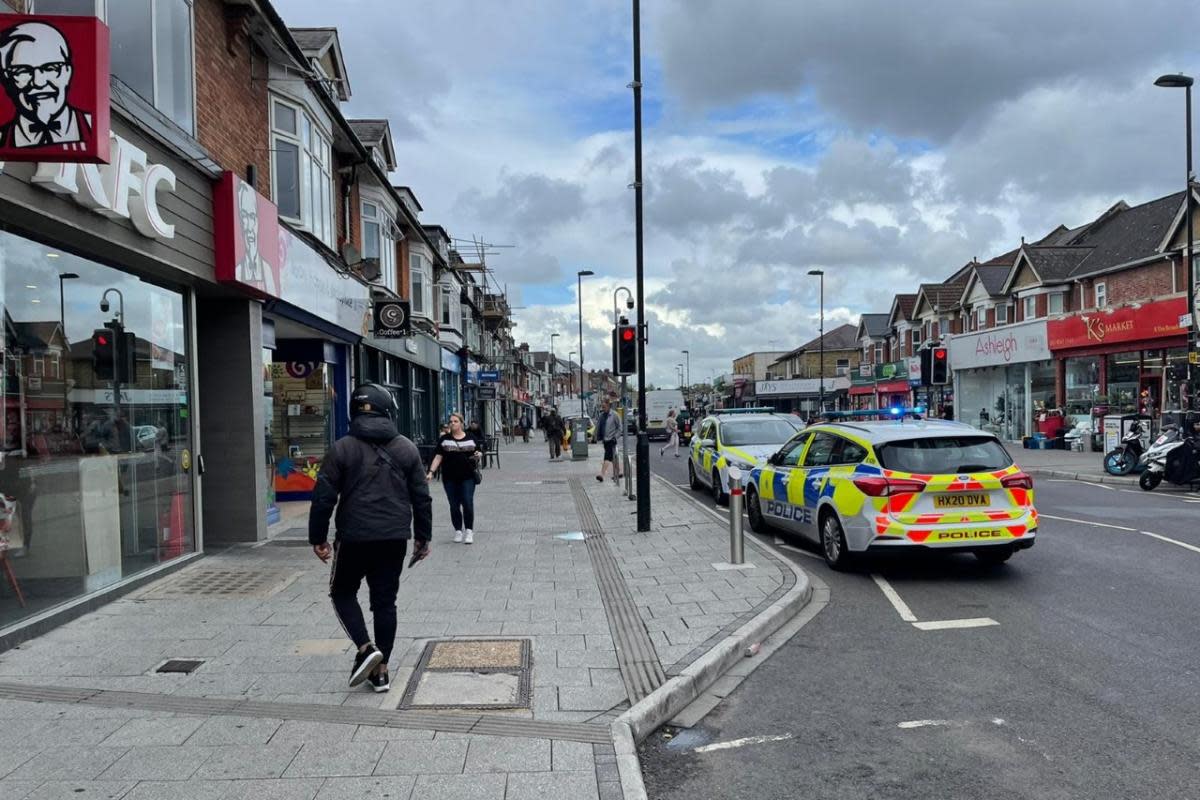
[641,449,1200,800]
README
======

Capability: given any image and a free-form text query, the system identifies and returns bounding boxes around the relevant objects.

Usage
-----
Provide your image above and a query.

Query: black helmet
[350,383,397,421]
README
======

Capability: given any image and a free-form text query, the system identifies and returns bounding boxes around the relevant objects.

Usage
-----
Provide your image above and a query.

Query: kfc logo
[215,172,282,299]
[0,14,109,163]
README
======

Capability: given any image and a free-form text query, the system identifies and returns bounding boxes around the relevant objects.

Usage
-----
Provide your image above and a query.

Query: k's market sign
[1046,297,1187,351]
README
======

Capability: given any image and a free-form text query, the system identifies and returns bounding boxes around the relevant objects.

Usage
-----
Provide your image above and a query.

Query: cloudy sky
[280,0,1199,388]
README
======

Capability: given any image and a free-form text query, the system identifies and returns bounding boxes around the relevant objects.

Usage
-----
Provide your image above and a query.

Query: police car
[688,410,806,505]
[745,414,1037,569]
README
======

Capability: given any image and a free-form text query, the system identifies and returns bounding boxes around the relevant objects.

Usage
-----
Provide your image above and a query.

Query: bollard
[727,466,744,565]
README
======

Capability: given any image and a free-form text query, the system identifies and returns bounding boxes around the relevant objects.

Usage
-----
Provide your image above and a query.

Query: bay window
[36,0,195,133]
[361,201,396,293]
[441,281,460,330]
[410,252,432,318]
[271,97,334,248]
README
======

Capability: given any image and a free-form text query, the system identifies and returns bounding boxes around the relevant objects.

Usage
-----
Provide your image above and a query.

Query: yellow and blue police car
[745,414,1037,569]
[688,410,806,505]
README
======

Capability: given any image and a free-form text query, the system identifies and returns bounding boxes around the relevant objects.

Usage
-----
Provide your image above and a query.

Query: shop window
[271,97,334,247]
[1106,351,1140,414]
[1065,356,1100,416]
[1095,281,1107,309]
[1048,293,1064,315]
[37,0,195,133]
[268,360,333,499]
[1,229,194,632]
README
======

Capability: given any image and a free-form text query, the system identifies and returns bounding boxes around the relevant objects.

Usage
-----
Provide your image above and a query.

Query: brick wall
[194,0,270,198]
[1078,258,1174,309]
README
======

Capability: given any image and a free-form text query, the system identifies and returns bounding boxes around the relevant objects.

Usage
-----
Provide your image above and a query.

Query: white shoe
[453,530,465,543]
[464,529,474,544]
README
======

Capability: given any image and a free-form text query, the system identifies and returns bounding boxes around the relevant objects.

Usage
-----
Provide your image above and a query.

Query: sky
[279,0,1200,389]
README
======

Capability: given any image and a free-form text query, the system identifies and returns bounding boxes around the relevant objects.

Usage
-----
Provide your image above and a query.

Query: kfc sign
[0,14,110,163]
[214,171,281,298]
[1046,297,1188,351]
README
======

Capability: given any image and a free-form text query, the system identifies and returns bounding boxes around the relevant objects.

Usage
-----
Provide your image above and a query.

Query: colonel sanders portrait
[237,178,265,284]
[0,21,92,149]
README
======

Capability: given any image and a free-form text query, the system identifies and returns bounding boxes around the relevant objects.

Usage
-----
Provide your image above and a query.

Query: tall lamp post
[576,270,594,418]
[58,271,79,429]
[1156,73,1196,409]
[681,349,690,408]
[631,0,650,531]
[808,269,825,414]
[549,332,560,408]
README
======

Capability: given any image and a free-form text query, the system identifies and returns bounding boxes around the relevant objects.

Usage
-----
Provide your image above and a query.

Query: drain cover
[156,659,204,674]
[139,569,301,599]
[399,639,532,710]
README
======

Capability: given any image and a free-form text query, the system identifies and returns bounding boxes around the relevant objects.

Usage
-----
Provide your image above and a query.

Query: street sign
[1179,313,1192,329]
[479,370,500,382]
[478,386,498,400]
[372,301,411,338]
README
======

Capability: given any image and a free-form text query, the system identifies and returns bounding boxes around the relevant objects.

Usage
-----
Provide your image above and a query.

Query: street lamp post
[577,270,594,419]
[682,349,690,408]
[631,0,651,531]
[1156,73,1196,409]
[808,269,825,414]
[550,332,560,408]
[58,272,80,430]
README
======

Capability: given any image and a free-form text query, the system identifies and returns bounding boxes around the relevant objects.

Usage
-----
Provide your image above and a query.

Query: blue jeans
[443,479,476,531]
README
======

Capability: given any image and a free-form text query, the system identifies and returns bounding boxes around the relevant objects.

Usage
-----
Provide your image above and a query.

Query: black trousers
[329,540,407,663]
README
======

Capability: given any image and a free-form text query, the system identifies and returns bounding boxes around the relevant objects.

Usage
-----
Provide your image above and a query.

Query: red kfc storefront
[1048,295,1190,418]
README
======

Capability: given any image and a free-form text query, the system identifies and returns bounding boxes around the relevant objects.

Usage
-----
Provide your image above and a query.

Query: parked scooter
[1139,417,1200,491]
[1104,420,1146,476]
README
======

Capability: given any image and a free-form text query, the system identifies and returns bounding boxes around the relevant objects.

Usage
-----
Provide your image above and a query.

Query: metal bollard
[727,466,744,565]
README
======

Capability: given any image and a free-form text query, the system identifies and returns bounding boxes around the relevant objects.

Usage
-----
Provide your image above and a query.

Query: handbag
[473,465,483,484]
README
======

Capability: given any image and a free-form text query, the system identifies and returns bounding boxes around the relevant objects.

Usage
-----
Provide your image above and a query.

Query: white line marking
[1139,531,1200,555]
[870,574,918,622]
[912,618,1000,631]
[897,719,952,729]
[778,543,823,560]
[1047,478,1114,490]
[693,733,794,753]
[1039,513,1136,531]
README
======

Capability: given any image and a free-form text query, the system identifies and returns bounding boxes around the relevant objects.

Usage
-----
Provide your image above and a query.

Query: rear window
[721,419,799,446]
[876,436,1013,474]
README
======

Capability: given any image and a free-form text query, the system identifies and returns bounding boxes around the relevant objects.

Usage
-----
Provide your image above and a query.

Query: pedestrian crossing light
[613,324,637,375]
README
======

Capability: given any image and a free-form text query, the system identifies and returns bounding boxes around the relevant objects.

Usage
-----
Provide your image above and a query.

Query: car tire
[712,468,729,506]
[747,486,770,533]
[975,546,1014,565]
[688,460,703,492]
[1139,471,1162,491]
[819,511,852,570]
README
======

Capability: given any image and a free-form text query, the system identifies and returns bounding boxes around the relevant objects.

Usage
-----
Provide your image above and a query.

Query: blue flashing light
[889,407,901,416]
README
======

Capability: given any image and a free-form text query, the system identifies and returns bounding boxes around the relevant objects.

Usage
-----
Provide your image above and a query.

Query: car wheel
[747,486,770,533]
[712,468,729,506]
[975,546,1014,565]
[1139,471,1162,491]
[688,460,703,491]
[819,512,852,570]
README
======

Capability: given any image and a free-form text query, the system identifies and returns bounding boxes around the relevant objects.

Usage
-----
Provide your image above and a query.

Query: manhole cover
[156,659,204,674]
[399,639,532,710]
[138,569,301,599]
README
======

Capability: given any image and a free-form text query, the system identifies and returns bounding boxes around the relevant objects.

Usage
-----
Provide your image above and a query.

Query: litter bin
[570,417,590,460]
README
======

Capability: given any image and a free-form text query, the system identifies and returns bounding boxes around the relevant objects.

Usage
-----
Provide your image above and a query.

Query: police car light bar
[821,407,926,421]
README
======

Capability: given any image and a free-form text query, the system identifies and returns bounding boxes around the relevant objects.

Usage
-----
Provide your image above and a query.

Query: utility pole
[632,0,650,531]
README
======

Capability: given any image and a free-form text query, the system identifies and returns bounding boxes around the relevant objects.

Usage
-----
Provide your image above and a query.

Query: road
[641,446,1200,800]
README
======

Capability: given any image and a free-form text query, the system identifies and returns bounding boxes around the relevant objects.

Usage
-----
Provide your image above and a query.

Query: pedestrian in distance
[309,383,433,694]
[596,397,622,483]
[544,407,564,460]
[659,408,680,458]
[426,413,482,544]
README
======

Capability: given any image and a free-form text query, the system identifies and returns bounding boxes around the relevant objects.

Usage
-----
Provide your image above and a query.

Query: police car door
[794,432,841,541]
[766,433,811,533]
[693,420,716,485]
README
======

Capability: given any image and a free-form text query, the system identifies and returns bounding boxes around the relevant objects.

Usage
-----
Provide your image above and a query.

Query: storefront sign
[214,172,370,334]
[0,14,110,163]
[478,386,497,400]
[441,349,460,373]
[1047,297,1187,351]
[756,377,851,396]
[949,320,1050,369]
[479,370,500,383]
[371,301,410,339]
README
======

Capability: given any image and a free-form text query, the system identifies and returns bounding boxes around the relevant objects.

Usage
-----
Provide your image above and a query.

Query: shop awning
[876,380,911,394]
[849,384,874,396]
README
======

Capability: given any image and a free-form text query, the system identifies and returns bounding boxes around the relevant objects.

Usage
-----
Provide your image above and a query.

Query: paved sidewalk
[0,443,806,800]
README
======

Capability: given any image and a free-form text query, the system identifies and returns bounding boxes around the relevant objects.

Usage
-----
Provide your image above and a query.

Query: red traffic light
[934,348,947,359]
[621,328,635,342]
[96,334,109,346]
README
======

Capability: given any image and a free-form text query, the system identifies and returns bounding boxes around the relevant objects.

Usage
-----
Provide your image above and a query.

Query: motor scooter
[1139,418,1200,491]
[1104,420,1145,476]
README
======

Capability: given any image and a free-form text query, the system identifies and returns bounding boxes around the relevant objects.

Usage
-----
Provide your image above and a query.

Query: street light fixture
[1155,73,1196,408]
[808,269,825,414]
[577,270,594,419]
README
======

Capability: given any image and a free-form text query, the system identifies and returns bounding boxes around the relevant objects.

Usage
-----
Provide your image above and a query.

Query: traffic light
[92,328,116,380]
[931,346,949,385]
[120,331,137,384]
[613,323,637,375]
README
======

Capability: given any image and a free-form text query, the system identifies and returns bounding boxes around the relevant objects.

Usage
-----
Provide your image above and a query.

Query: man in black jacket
[309,383,433,693]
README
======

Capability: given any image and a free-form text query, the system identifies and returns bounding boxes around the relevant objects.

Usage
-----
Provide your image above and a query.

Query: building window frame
[410,251,433,318]
[270,95,334,248]
[1048,292,1065,315]
[1095,281,1107,309]
[835,358,850,377]
[1023,295,1037,320]
[996,303,1009,325]
[360,199,396,293]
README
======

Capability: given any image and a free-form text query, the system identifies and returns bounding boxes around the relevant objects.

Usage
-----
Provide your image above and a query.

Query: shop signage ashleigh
[1046,297,1187,351]
[948,320,1050,369]
[0,14,111,163]
[372,300,410,339]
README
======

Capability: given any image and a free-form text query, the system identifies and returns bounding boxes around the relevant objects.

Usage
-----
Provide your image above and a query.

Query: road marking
[1039,513,1136,531]
[871,574,918,622]
[898,719,953,729]
[693,733,794,753]
[1047,479,1114,491]
[913,618,1000,631]
[1139,531,1200,555]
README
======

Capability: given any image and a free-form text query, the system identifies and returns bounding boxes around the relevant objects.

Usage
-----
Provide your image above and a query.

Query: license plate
[932,529,1008,542]
[934,493,989,509]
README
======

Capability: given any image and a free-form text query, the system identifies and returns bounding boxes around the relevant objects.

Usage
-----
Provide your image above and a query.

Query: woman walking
[660,409,680,458]
[426,414,481,544]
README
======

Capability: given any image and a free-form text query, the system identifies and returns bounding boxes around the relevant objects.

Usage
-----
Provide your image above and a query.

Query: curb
[608,474,815,799]
[1025,467,1138,487]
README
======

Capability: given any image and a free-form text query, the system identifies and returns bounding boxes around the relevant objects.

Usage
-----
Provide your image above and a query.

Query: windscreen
[876,436,1013,474]
[721,419,800,446]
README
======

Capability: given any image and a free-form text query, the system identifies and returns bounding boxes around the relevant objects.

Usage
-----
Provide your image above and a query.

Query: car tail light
[853,476,927,496]
[1001,472,1034,490]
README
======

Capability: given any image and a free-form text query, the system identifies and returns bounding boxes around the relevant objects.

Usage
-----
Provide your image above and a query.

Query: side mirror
[700,438,715,449]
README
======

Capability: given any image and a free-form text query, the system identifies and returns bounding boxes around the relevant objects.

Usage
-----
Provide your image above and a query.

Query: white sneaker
[464,529,474,544]
[453,530,465,543]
